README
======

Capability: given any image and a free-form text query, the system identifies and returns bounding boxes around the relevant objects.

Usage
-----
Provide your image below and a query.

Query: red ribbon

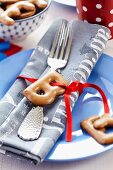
[17,76,110,142]
[52,81,110,141]
[17,75,38,83]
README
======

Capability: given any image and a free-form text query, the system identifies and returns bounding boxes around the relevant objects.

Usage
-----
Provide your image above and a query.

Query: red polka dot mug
[76,0,113,38]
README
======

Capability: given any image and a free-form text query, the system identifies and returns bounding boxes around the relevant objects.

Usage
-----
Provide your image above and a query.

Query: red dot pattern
[76,0,113,37]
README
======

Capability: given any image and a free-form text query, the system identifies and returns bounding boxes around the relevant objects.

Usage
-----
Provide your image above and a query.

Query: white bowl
[0,0,52,41]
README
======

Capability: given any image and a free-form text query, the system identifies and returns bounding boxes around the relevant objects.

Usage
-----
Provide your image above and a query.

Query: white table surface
[1,1,113,170]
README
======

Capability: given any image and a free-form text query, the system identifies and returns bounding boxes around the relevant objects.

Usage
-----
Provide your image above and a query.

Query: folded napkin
[0,19,110,164]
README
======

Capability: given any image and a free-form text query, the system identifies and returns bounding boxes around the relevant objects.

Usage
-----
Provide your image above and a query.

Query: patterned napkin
[0,19,110,164]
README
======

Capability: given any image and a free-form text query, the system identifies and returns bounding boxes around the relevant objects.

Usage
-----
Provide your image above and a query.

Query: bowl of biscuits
[0,0,52,40]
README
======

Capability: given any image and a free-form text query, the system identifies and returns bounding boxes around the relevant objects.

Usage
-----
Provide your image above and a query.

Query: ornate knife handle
[23,70,67,106]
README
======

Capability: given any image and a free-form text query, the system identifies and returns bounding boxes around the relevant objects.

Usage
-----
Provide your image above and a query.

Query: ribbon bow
[18,75,110,142]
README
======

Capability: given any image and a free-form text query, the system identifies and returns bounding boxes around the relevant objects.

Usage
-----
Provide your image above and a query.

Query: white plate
[54,0,76,6]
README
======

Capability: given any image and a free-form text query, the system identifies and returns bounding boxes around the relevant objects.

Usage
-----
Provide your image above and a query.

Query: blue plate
[0,50,113,161]
[46,53,113,161]
[0,49,33,99]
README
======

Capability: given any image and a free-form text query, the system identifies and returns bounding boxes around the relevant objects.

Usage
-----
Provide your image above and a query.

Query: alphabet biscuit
[23,71,67,106]
[0,1,36,25]
[81,114,113,145]
[0,0,48,25]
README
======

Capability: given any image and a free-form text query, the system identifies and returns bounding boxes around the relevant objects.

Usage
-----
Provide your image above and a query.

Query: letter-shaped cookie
[81,114,113,145]
[0,1,36,25]
[23,71,67,106]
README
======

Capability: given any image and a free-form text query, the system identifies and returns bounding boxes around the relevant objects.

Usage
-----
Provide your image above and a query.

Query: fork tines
[49,21,73,61]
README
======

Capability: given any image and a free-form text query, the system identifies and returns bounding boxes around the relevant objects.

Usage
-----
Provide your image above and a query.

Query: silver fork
[18,21,73,141]
[48,21,72,71]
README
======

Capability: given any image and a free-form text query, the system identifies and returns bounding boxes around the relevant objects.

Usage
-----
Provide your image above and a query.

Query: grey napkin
[0,18,110,164]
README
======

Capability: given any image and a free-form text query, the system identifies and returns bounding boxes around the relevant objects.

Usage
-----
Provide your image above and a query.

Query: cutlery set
[18,20,111,144]
[18,21,73,141]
